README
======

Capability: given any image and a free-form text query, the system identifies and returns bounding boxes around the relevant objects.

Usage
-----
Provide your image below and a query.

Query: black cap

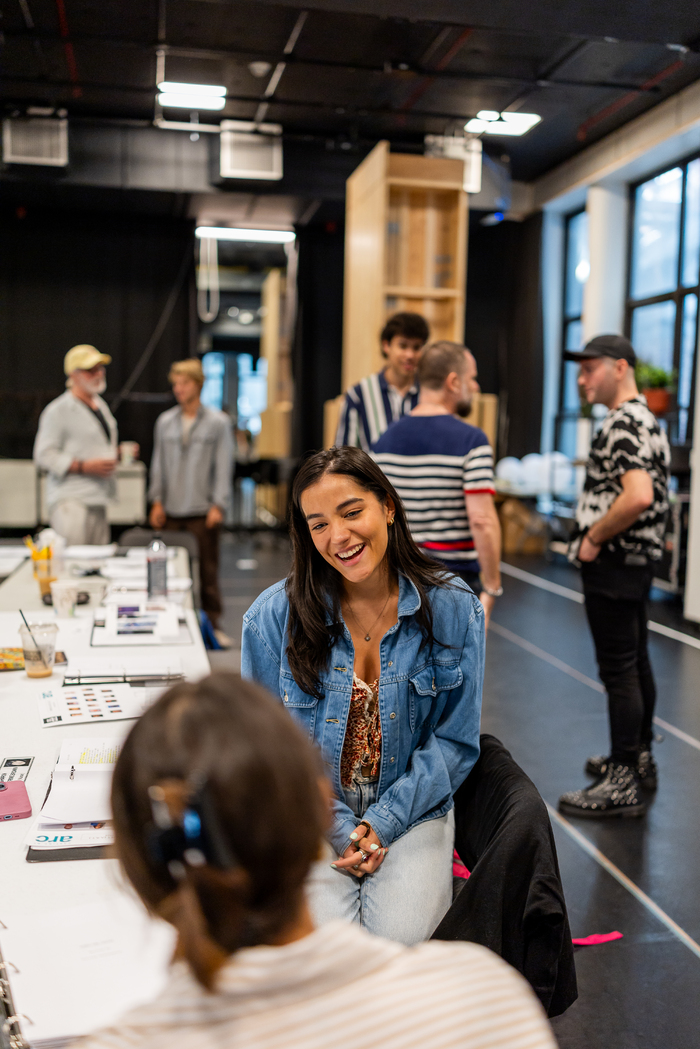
[563,334,636,365]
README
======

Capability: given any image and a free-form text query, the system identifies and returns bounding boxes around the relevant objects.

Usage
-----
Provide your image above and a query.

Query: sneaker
[213,629,233,650]
[585,749,657,790]
[559,763,647,818]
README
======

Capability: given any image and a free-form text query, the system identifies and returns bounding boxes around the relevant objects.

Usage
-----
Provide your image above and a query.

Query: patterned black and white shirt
[576,396,670,562]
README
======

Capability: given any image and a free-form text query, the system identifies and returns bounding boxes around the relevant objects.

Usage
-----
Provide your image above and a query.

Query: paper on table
[125,546,177,559]
[38,683,150,728]
[100,561,178,579]
[65,544,118,559]
[41,738,122,823]
[24,817,114,850]
[0,897,175,1047]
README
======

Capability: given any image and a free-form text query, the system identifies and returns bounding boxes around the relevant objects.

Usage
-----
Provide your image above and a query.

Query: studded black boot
[559,762,647,818]
[584,749,658,791]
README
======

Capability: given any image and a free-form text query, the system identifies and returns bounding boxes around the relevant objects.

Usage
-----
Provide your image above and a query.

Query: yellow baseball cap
[64,344,112,375]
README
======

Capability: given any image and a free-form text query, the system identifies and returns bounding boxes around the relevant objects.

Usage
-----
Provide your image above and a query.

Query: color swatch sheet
[38,683,149,727]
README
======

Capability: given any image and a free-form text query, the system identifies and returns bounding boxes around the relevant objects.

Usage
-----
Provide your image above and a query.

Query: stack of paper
[0,896,175,1047]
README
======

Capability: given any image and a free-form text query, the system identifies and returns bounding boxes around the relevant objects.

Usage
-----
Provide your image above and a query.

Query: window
[628,159,700,444]
[556,210,589,457]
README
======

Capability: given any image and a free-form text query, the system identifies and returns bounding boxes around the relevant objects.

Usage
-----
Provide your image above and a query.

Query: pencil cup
[34,558,57,599]
[19,622,58,678]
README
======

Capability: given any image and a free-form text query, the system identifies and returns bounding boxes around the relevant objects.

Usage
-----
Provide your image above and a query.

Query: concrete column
[582,184,628,341]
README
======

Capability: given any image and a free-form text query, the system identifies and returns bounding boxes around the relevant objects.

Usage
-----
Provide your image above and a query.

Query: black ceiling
[4,0,700,181]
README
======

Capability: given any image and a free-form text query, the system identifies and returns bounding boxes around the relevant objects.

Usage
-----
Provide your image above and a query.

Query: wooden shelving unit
[342,141,468,392]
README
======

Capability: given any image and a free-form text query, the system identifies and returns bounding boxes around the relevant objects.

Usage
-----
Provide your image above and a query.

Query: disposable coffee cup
[50,579,78,617]
[119,441,138,465]
[19,622,58,679]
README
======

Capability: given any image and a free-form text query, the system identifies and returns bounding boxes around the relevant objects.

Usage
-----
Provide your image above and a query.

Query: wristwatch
[481,584,503,598]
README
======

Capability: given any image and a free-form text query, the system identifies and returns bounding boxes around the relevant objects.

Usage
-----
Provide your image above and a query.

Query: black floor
[216,535,700,1049]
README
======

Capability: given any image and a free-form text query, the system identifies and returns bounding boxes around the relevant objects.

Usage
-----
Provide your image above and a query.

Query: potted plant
[635,360,676,416]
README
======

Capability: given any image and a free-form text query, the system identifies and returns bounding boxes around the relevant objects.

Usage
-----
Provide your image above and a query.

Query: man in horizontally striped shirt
[335,312,429,452]
[373,341,502,627]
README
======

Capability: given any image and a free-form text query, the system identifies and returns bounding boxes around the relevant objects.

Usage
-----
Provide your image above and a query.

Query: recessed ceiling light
[195,227,296,243]
[465,112,541,137]
[158,94,226,111]
[158,82,226,96]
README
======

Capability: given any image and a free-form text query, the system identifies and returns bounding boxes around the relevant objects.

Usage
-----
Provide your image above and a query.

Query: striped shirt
[75,921,557,1049]
[335,370,419,452]
[373,415,495,573]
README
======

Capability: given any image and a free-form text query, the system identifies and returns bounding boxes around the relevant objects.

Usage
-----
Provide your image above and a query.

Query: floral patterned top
[340,674,382,787]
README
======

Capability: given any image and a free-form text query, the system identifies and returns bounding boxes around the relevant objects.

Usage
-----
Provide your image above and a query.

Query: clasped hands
[331,822,388,879]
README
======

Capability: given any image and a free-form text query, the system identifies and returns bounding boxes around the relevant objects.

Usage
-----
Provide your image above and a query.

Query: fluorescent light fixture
[465,111,541,136]
[158,82,226,96]
[195,227,296,243]
[158,93,226,111]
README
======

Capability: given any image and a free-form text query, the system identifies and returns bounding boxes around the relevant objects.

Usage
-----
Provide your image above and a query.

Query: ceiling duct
[424,134,482,193]
[2,117,68,167]
[219,120,283,181]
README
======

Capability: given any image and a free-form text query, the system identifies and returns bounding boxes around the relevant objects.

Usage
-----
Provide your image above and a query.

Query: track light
[465,111,541,137]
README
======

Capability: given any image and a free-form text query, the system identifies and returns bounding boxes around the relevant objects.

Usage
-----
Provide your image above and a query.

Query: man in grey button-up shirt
[34,345,119,545]
[149,358,233,643]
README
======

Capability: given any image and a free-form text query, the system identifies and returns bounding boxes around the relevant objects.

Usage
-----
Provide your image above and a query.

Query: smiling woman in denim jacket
[241,447,484,945]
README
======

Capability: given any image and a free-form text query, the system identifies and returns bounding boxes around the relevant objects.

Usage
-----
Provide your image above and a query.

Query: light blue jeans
[306,775,455,946]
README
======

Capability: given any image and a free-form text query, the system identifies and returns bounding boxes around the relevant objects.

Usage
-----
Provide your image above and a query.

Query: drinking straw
[19,609,47,672]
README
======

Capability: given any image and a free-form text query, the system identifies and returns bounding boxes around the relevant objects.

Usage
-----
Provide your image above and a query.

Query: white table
[0,553,210,1045]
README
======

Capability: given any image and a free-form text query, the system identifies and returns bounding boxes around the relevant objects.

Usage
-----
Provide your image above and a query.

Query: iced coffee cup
[19,622,58,678]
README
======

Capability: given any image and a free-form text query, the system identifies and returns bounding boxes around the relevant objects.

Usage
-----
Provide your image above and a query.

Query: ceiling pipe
[576,57,685,141]
[54,0,82,99]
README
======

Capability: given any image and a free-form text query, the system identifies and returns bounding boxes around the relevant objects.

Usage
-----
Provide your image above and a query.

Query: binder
[0,902,174,1048]
[0,928,28,1049]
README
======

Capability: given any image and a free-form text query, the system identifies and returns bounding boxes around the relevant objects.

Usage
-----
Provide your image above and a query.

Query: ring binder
[0,943,29,1049]
[62,671,184,687]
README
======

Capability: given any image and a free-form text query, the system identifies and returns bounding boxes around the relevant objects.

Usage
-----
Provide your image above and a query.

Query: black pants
[581,560,656,765]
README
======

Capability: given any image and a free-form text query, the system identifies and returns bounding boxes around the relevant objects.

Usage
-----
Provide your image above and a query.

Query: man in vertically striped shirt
[335,312,429,452]
[373,341,502,628]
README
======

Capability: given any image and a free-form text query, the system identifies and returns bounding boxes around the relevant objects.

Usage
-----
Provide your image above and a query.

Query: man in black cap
[558,334,670,819]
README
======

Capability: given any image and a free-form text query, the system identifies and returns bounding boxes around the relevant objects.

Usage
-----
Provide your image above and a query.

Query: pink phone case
[0,781,32,820]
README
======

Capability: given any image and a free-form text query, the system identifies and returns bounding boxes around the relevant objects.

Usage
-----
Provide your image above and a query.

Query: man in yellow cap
[34,345,119,545]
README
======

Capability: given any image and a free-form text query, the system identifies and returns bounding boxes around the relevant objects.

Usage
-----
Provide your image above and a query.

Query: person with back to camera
[74,671,557,1049]
[558,334,670,818]
[241,447,484,946]
[335,312,429,452]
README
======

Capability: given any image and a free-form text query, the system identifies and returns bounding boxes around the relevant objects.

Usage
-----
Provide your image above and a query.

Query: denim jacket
[241,574,484,856]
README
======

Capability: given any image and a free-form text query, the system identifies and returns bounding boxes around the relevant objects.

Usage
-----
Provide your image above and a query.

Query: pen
[70,766,75,780]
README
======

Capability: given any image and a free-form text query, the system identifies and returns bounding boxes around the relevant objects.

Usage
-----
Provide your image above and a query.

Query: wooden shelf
[387,177,464,191]
[384,286,460,298]
[342,141,468,391]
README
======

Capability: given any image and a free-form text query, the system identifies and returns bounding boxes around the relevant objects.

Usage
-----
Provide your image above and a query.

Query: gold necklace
[345,591,393,643]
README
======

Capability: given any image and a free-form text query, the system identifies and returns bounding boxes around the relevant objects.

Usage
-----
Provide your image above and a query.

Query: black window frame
[626,153,700,447]
[555,208,587,455]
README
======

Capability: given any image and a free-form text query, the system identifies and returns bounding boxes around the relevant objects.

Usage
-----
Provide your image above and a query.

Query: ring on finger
[357,848,368,861]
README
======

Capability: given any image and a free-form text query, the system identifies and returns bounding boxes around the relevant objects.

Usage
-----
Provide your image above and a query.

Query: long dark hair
[111,672,326,991]
[286,447,452,698]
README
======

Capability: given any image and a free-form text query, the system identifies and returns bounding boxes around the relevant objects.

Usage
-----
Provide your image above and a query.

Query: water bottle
[147,535,168,598]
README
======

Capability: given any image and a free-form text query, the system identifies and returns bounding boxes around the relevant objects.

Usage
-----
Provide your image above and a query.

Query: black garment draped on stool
[432,734,578,1017]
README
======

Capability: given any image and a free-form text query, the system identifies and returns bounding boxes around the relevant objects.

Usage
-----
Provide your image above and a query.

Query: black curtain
[292,205,345,456]
[0,202,194,464]
[464,212,544,459]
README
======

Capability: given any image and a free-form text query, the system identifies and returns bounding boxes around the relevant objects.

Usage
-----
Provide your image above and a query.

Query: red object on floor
[572,931,623,946]
[453,849,470,879]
